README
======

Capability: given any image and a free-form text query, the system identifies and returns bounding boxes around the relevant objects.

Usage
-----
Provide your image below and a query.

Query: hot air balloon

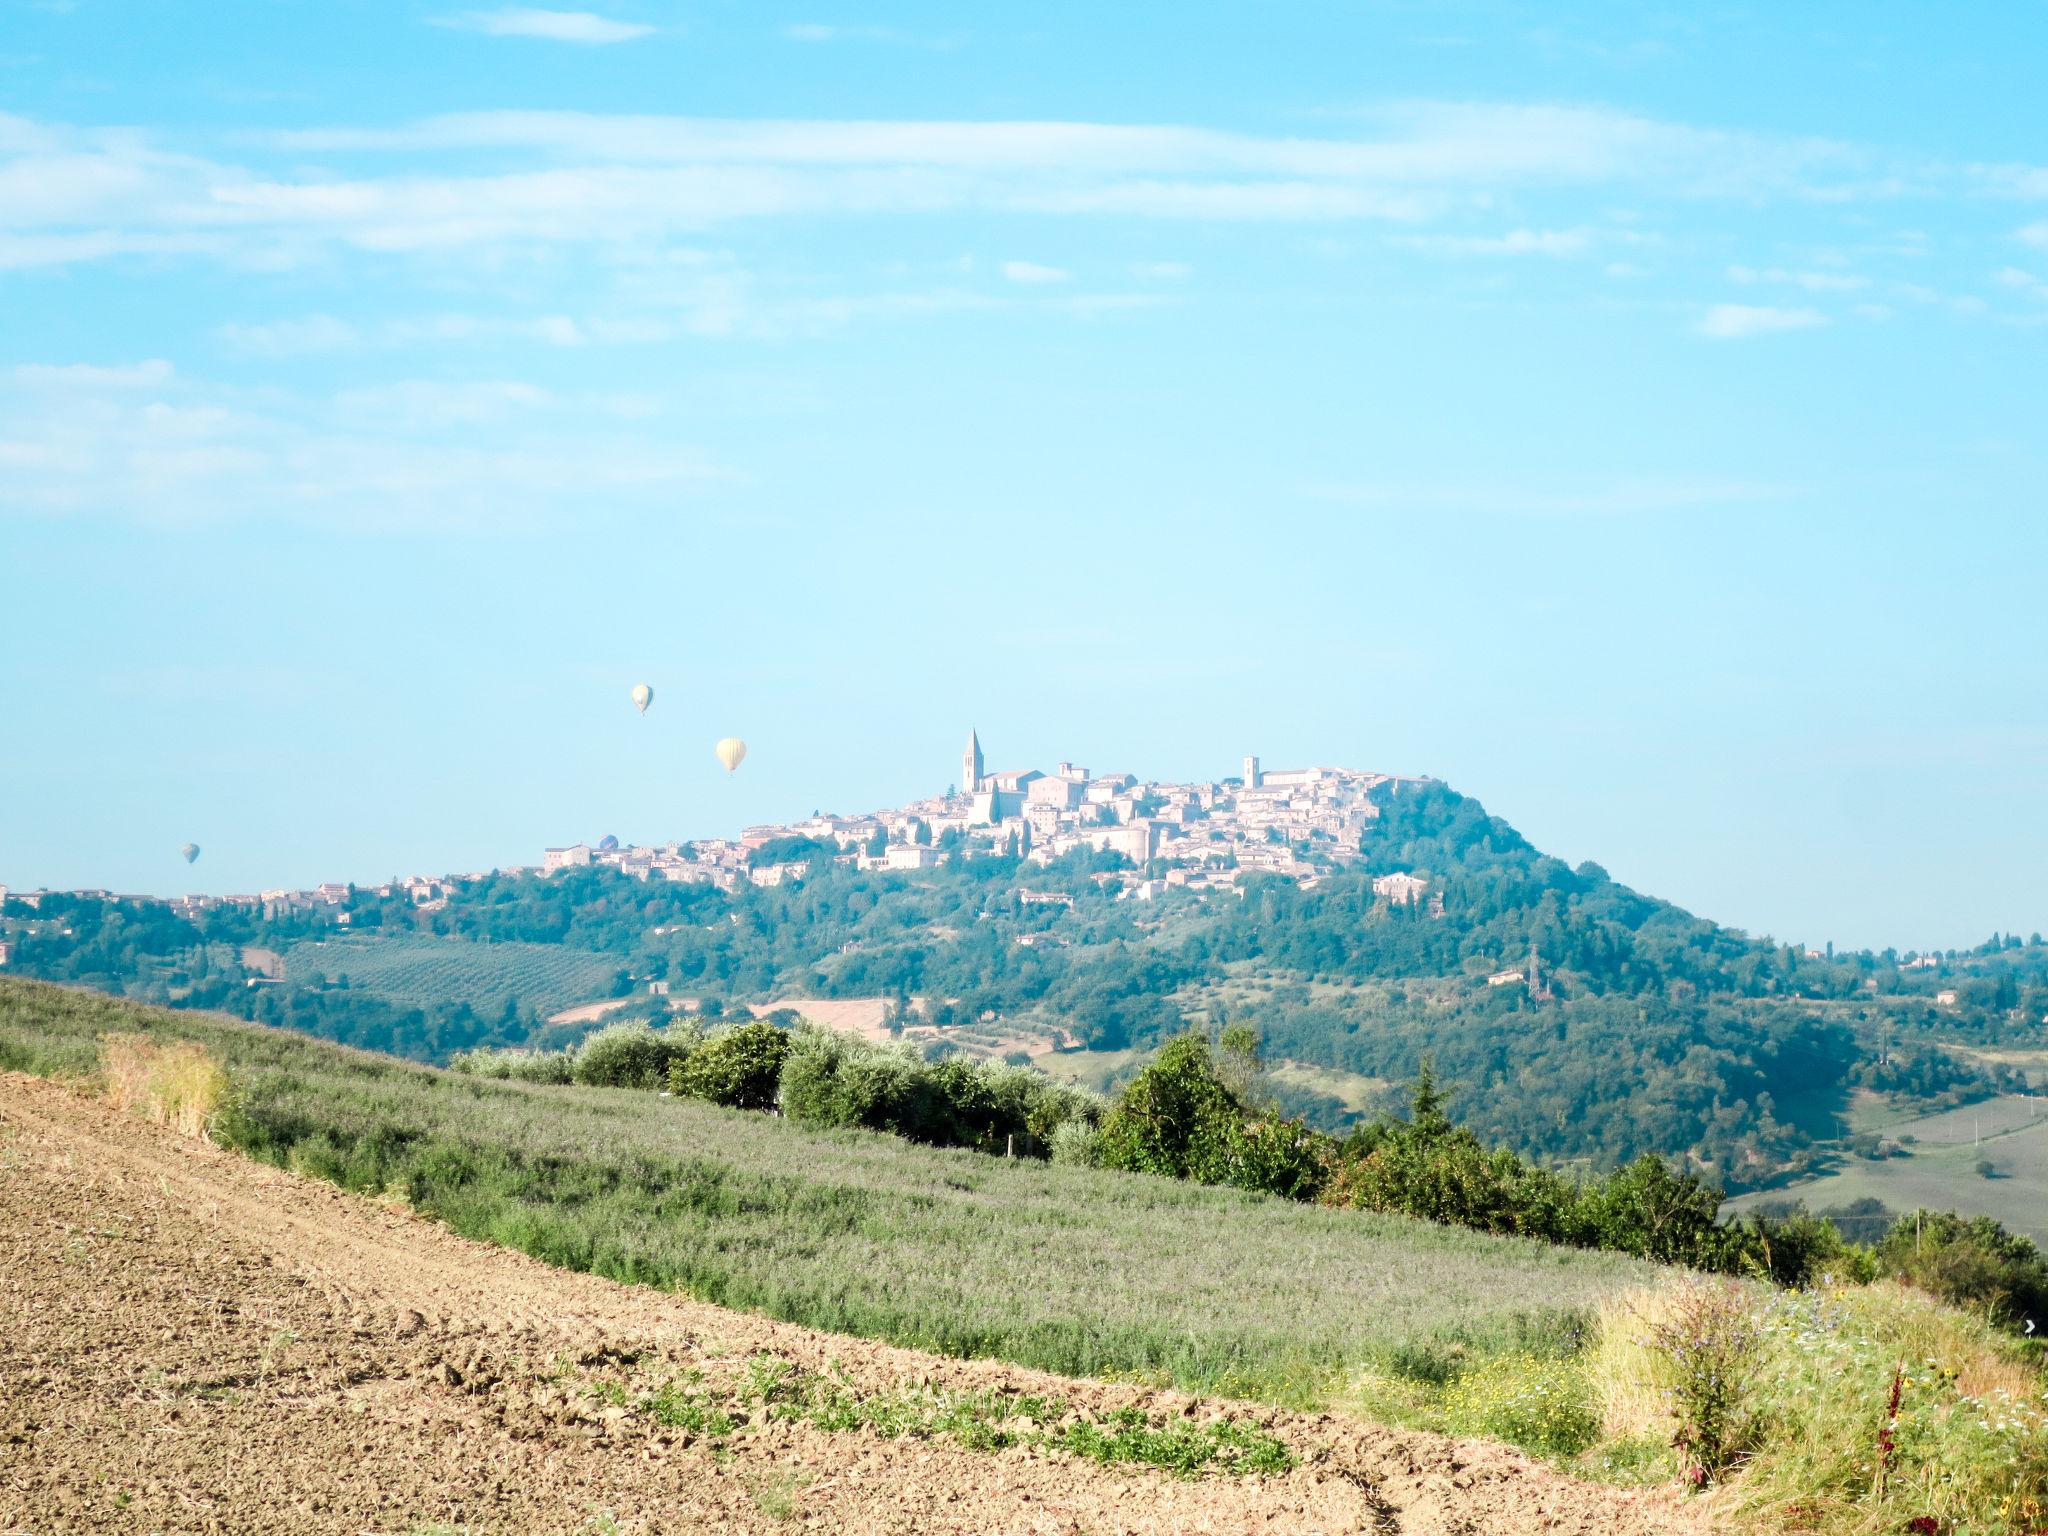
[597,834,620,852]
[180,843,200,865]
[715,737,747,774]
[630,683,654,715]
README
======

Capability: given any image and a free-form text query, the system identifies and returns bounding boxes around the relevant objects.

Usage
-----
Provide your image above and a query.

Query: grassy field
[1031,1044,1144,1095]
[1730,1093,2048,1243]
[1265,1059,1391,1118]
[0,977,1652,1403]
[283,933,619,1018]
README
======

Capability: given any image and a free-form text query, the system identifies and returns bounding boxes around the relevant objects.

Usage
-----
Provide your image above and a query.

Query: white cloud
[0,101,1952,276]
[1695,303,1828,339]
[2020,221,2048,250]
[434,8,654,44]
[266,103,1845,192]
[1391,226,1592,257]
[1131,260,1191,279]
[1001,259,1068,284]
[14,359,175,387]
[332,379,553,428]
[0,365,729,527]
[1995,266,2048,304]
[779,23,950,46]
[1727,263,1868,292]
[1302,477,1790,517]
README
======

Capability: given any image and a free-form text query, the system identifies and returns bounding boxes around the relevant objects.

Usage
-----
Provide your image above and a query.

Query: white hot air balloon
[630,683,654,715]
[180,842,200,865]
[715,737,747,774]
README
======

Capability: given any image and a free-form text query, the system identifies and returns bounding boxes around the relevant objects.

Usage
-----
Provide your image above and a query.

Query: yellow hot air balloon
[630,683,654,715]
[715,737,747,774]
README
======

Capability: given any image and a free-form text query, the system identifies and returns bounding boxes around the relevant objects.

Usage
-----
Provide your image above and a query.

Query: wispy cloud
[1696,303,1828,339]
[13,358,176,387]
[1301,477,1791,517]
[0,101,1987,277]
[433,8,655,44]
[0,362,729,527]
[1995,265,2048,305]
[2020,220,2048,250]
[1727,263,1868,292]
[779,23,956,48]
[1000,259,1068,284]
[1391,226,1593,257]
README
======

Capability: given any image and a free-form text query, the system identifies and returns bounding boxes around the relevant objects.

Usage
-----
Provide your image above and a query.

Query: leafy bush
[448,1045,573,1084]
[1328,1069,1582,1240]
[668,1021,789,1110]
[777,1026,1098,1156]
[571,1020,693,1089]
[1873,1209,2048,1332]
[1098,1033,1332,1198]
[1049,1118,1105,1168]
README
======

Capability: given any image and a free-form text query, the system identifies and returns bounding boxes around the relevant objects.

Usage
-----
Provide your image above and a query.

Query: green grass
[595,1353,1295,1477]
[0,977,1653,1403]
[282,933,619,1018]
[1264,1059,1390,1118]
[1730,1094,2048,1243]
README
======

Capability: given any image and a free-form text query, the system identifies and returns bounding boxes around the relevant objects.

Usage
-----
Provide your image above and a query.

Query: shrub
[1048,1118,1104,1167]
[571,1020,692,1089]
[1587,1277,2048,1530]
[1639,1280,1766,1486]
[669,1021,790,1111]
[1873,1210,2048,1332]
[1576,1154,1724,1267]
[777,1026,1099,1156]
[98,1033,229,1139]
[447,1046,572,1084]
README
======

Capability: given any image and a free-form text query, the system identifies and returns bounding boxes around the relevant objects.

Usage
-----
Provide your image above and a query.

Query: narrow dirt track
[0,1074,1706,1535]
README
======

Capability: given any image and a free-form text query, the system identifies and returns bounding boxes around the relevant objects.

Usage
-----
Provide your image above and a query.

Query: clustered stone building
[534,732,1428,902]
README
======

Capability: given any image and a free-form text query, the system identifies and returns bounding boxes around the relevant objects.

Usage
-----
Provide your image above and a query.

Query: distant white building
[1373,872,1430,906]
[542,845,592,874]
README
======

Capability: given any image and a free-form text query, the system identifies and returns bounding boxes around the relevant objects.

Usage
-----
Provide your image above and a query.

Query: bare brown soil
[0,1073,1706,1535]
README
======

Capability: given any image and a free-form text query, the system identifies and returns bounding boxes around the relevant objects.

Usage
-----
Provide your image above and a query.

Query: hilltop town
[0,738,1433,929]
[536,735,1439,909]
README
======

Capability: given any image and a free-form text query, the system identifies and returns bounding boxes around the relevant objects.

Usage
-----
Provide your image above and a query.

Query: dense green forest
[6,779,2035,1190]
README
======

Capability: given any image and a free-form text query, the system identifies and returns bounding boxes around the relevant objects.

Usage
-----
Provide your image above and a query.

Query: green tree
[669,1021,790,1110]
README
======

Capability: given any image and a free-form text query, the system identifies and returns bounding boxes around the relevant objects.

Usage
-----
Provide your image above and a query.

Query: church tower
[962,729,984,798]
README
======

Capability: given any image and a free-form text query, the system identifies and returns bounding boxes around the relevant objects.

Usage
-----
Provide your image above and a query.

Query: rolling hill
[5,776,2039,1194]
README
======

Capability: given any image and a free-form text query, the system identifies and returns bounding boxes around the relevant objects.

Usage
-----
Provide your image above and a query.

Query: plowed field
[0,1073,1704,1535]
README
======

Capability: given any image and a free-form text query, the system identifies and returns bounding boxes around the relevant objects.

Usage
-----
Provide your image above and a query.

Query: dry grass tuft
[98,1033,228,1139]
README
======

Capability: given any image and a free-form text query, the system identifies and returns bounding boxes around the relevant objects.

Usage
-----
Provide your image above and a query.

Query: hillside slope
[0,978,1654,1398]
[0,1070,1703,1536]
[7,776,2037,1188]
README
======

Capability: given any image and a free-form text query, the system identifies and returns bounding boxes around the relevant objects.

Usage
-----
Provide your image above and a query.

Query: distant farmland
[1730,1092,2048,1243]
[282,934,620,1019]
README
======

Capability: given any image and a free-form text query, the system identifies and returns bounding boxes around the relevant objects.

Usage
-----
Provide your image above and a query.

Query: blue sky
[3,1,2046,950]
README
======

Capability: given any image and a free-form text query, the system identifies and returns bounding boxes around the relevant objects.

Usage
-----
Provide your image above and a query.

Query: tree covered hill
[5,778,2035,1190]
